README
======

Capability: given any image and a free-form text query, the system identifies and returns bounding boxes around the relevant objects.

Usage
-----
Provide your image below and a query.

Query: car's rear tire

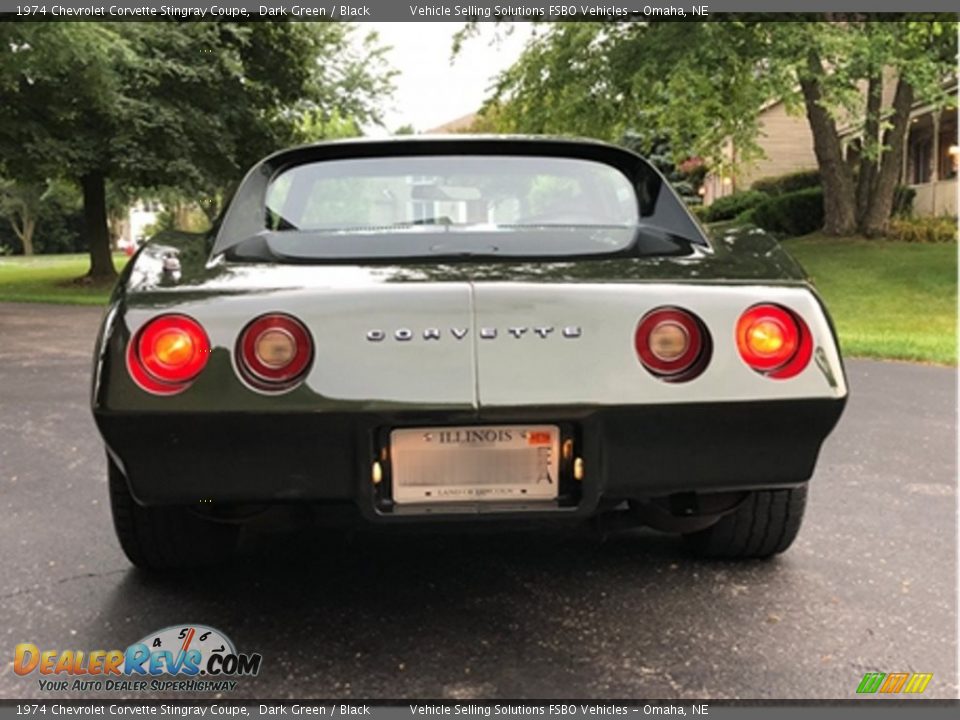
[683,486,807,559]
[108,458,239,570]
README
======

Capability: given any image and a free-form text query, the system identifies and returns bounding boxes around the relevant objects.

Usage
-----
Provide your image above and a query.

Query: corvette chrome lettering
[365,326,583,341]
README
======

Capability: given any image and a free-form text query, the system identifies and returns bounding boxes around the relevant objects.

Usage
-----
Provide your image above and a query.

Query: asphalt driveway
[0,302,956,700]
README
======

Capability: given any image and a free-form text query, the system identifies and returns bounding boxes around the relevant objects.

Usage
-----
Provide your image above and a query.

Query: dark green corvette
[92,136,847,569]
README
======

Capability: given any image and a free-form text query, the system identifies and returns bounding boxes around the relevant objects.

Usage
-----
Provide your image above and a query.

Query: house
[897,94,958,216]
[112,199,160,252]
[425,113,478,134]
[701,98,818,205]
[704,80,959,217]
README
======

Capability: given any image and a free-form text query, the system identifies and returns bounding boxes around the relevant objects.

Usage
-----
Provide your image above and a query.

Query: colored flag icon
[857,672,933,694]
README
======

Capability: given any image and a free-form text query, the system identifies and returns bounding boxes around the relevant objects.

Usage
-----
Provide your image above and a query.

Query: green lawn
[784,234,957,365]
[0,253,127,305]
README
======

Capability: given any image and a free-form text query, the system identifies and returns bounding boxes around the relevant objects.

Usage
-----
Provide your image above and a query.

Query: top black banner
[0,0,958,20]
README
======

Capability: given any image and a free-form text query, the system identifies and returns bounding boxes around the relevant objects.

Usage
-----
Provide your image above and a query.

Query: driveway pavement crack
[0,568,128,602]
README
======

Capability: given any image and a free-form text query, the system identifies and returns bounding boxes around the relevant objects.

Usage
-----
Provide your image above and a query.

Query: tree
[0,178,47,255]
[620,131,706,205]
[0,22,393,279]
[473,18,957,236]
[785,20,955,235]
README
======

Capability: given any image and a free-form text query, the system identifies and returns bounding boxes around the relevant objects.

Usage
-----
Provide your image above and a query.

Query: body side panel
[471,282,846,407]
[94,279,845,416]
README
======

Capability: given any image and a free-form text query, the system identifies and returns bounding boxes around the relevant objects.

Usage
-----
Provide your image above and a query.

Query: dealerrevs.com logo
[14,624,262,693]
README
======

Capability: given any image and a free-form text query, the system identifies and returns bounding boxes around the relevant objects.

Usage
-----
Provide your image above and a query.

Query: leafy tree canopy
[469,17,957,235]
[0,21,395,274]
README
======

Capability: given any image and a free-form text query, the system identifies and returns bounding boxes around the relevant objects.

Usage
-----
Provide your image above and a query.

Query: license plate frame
[389,424,562,505]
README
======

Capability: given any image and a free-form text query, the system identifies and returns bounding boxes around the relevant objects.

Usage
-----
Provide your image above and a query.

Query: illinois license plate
[390,425,561,504]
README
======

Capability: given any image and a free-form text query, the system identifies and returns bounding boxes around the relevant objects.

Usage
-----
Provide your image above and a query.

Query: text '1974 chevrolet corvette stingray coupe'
[91,137,847,569]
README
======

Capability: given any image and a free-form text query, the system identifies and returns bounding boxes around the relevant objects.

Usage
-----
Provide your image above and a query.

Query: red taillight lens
[238,313,312,389]
[736,304,813,379]
[127,314,210,394]
[635,307,709,381]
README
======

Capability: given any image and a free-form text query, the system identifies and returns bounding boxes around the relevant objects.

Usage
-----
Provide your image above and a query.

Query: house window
[946,146,960,181]
[910,138,932,184]
[410,200,433,222]
[938,113,958,180]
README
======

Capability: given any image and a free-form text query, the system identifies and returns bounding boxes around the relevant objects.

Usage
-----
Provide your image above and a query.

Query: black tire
[684,486,808,559]
[108,457,239,570]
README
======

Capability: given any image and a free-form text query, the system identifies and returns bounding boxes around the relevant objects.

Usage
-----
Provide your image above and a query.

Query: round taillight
[238,313,312,389]
[737,304,813,379]
[635,307,708,381]
[127,314,210,395]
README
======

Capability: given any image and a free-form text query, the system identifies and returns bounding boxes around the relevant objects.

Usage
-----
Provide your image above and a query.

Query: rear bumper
[95,398,846,518]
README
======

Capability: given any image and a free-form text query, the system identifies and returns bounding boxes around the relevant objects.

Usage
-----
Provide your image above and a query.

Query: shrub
[702,190,767,222]
[690,205,709,222]
[888,216,958,243]
[671,179,697,201]
[891,185,916,218]
[34,202,85,253]
[751,169,822,196]
[749,187,824,237]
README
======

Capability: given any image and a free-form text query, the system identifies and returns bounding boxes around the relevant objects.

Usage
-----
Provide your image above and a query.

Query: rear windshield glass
[265,155,640,232]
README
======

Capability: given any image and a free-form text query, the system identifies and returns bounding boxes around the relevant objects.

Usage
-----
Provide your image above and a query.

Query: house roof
[837,77,958,138]
[425,113,478,134]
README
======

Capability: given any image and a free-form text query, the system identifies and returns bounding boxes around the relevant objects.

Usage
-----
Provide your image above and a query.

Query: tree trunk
[20,216,35,255]
[855,72,882,226]
[81,172,117,280]
[799,57,857,236]
[8,207,36,255]
[859,76,915,237]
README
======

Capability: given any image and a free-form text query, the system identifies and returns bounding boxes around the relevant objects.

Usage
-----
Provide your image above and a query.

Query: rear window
[265,155,639,232]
